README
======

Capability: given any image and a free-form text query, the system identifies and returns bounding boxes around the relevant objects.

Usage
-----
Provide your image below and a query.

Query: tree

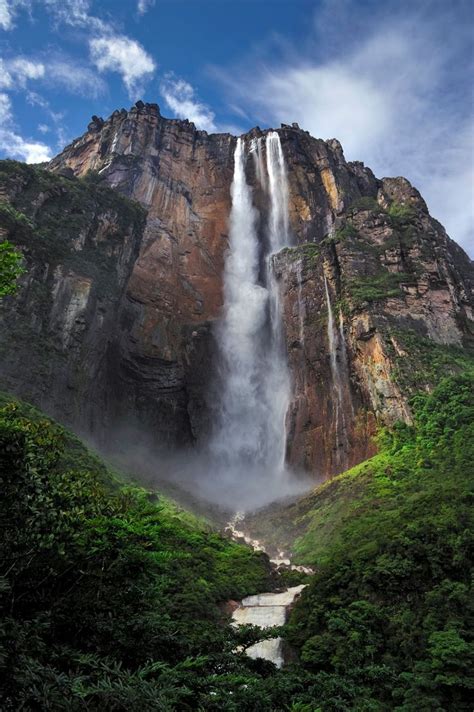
[0,240,24,297]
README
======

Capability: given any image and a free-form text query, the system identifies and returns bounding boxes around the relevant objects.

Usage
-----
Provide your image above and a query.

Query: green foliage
[0,160,146,290]
[386,329,474,394]
[348,270,413,306]
[0,377,472,710]
[333,221,358,241]
[286,374,474,710]
[0,398,283,710]
[349,196,382,213]
[387,201,416,227]
[0,240,25,297]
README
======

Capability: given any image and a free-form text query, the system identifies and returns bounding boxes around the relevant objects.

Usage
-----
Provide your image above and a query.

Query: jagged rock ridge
[1,101,472,478]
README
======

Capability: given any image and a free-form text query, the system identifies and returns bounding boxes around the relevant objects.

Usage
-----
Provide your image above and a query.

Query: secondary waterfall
[209,132,292,501]
[324,275,349,470]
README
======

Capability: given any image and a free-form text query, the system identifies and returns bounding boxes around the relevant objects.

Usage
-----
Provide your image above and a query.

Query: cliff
[1,101,473,478]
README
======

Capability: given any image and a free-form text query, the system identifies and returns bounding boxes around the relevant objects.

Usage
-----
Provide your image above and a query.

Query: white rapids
[232,585,306,668]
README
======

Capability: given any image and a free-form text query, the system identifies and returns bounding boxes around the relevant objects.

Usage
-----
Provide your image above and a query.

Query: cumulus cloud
[0,92,52,162]
[160,75,217,132]
[217,1,473,254]
[90,35,156,98]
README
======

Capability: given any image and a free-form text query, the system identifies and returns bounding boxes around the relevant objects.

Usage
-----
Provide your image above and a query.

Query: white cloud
[0,92,12,122]
[0,53,106,99]
[0,0,29,31]
[137,0,155,16]
[0,0,13,30]
[160,75,216,132]
[89,35,155,98]
[47,58,106,97]
[0,57,46,89]
[0,91,52,162]
[0,57,45,89]
[218,3,473,254]
[42,0,108,34]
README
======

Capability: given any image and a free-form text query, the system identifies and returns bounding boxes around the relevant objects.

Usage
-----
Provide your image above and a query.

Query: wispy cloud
[137,0,155,16]
[90,35,155,99]
[0,92,51,162]
[1,53,106,97]
[160,74,216,132]
[47,58,106,97]
[0,0,29,31]
[217,1,474,254]
[42,0,108,34]
[0,57,45,89]
[0,0,12,30]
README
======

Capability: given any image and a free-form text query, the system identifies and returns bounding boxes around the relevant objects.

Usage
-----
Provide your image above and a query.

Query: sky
[0,0,473,254]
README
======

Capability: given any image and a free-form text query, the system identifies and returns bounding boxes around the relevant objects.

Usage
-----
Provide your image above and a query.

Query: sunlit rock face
[1,102,472,482]
[276,175,473,477]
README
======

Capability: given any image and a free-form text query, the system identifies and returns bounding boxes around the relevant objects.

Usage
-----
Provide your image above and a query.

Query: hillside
[1,373,472,710]
[0,393,279,710]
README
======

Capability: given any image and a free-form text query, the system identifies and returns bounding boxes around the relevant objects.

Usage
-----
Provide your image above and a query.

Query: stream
[226,513,313,667]
[232,585,306,667]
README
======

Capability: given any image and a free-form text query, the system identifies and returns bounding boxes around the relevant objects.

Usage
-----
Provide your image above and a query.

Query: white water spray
[266,132,290,252]
[209,132,294,502]
[250,136,267,190]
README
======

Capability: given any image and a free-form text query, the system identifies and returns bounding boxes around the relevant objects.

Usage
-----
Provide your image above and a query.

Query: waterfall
[209,132,293,498]
[250,136,266,190]
[324,275,349,470]
[264,131,292,475]
[266,132,289,252]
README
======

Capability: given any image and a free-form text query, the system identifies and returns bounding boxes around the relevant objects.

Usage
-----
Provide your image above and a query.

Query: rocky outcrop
[1,102,472,479]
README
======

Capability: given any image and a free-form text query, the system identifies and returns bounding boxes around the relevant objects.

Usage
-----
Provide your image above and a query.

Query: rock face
[1,102,473,479]
[0,161,146,440]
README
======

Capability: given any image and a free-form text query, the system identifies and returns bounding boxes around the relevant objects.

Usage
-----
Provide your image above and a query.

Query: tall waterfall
[209,132,293,497]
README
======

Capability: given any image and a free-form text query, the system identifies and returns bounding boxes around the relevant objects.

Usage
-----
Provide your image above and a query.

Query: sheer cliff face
[0,161,146,439]
[3,102,473,478]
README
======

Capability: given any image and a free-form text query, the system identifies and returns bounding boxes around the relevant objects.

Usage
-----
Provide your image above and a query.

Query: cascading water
[250,136,266,190]
[324,275,349,470]
[264,131,292,475]
[208,132,294,504]
[265,133,290,252]
[209,137,268,468]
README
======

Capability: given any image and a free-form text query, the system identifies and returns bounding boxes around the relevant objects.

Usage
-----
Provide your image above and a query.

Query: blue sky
[0,0,472,254]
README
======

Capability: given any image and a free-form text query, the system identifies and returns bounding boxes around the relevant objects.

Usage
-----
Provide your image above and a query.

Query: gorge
[1,101,473,709]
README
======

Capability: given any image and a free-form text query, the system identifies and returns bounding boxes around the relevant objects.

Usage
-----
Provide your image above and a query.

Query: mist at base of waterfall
[104,433,313,515]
